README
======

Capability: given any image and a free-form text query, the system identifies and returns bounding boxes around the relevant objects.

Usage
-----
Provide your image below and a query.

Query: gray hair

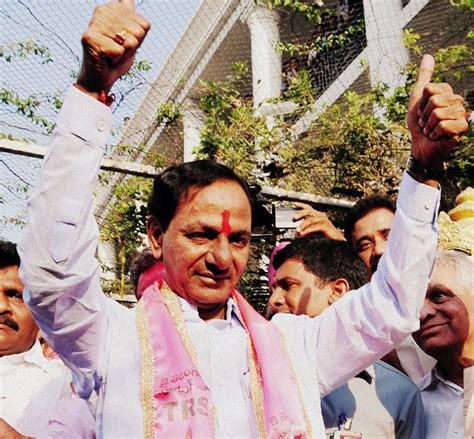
[434,250,473,296]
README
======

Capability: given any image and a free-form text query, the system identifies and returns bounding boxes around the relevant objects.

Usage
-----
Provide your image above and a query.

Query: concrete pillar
[98,240,118,281]
[363,0,410,94]
[182,99,205,162]
[246,5,282,106]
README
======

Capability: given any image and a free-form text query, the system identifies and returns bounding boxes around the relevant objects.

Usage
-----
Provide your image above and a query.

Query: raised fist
[76,0,151,96]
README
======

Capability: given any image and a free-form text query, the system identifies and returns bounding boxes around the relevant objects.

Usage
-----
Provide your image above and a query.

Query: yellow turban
[438,187,474,255]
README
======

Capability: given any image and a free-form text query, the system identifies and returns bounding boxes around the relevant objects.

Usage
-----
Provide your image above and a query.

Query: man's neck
[0,339,37,358]
[198,302,227,321]
[437,356,466,387]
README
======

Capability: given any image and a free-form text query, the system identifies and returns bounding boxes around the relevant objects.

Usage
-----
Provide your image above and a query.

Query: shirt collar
[178,295,244,328]
[418,365,464,395]
[0,340,49,370]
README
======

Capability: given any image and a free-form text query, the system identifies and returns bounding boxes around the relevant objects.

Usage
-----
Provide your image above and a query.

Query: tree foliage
[100,176,152,295]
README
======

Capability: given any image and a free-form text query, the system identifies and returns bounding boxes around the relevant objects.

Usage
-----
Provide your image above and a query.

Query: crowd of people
[1,0,472,438]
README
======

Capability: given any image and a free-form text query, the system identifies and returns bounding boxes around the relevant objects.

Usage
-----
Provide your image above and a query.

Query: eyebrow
[427,283,455,297]
[355,227,391,247]
[276,276,300,286]
[186,224,251,237]
[229,230,251,239]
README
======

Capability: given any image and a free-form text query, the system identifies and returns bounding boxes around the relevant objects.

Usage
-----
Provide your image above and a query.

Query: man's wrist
[73,84,115,107]
[406,155,446,185]
[73,82,101,100]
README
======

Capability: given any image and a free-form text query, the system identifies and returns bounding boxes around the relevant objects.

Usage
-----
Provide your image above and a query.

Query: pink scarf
[136,282,309,438]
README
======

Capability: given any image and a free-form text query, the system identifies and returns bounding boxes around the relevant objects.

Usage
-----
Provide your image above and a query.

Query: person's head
[289,57,300,70]
[343,196,396,279]
[413,250,473,364]
[146,160,253,317]
[0,240,38,356]
[268,237,367,317]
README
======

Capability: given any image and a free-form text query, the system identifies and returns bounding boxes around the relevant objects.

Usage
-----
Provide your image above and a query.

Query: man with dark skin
[412,250,473,438]
[18,0,468,436]
[0,243,37,357]
[0,241,71,438]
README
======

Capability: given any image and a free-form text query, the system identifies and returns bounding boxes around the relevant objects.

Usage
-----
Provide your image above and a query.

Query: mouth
[418,322,447,337]
[0,319,19,331]
[197,273,230,285]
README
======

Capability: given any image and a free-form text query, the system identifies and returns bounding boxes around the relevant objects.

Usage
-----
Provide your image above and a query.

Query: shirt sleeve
[18,85,113,399]
[396,335,437,384]
[274,172,440,396]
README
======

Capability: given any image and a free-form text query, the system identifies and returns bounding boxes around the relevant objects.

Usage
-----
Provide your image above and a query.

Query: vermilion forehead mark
[221,210,231,237]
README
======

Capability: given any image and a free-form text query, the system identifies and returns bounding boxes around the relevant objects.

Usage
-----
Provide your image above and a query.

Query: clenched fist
[76,0,151,97]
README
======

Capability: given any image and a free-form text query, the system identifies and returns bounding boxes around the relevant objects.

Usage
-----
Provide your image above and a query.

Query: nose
[419,298,436,322]
[207,236,233,271]
[268,288,286,311]
[372,236,387,257]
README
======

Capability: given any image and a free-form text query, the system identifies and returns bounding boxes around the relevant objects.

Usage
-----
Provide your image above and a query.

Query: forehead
[276,258,318,283]
[175,180,252,226]
[0,265,22,287]
[429,260,470,297]
[353,208,394,238]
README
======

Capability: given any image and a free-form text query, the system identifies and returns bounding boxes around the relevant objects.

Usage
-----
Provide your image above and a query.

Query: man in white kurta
[17,1,469,437]
[0,241,71,437]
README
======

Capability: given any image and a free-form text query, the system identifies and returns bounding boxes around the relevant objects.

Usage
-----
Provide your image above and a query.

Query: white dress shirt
[418,367,464,439]
[19,85,441,438]
[0,341,72,437]
[465,367,474,436]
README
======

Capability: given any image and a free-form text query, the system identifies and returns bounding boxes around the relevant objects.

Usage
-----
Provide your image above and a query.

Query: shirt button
[453,429,459,434]
[97,120,107,132]
[218,379,224,386]
[424,203,430,210]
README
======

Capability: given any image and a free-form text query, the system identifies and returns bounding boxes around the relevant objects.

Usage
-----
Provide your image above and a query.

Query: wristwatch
[406,155,446,181]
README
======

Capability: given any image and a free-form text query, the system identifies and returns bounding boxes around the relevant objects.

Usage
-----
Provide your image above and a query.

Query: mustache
[0,315,19,331]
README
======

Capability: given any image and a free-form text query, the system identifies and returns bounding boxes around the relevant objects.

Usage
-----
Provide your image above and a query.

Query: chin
[189,286,232,306]
[420,339,459,359]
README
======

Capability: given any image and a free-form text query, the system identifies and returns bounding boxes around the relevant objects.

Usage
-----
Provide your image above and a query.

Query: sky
[0,0,200,242]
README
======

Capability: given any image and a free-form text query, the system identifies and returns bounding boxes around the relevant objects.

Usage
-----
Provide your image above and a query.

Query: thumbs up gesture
[76,0,151,98]
[407,55,468,171]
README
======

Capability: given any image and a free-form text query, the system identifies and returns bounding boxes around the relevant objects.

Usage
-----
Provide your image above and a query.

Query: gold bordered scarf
[136,282,310,438]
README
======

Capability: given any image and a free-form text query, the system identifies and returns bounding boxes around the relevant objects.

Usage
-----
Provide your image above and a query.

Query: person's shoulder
[271,312,312,332]
[374,360,420,390]
[105,294,136,314]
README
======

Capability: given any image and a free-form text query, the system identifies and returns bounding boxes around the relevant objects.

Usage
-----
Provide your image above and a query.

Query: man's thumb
[118,0,135,11]
[408,54,435,111]
[415,54,435,88]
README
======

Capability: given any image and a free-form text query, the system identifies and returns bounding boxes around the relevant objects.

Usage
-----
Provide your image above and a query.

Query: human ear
[328,278,350,305]
[146,216,163,260]
[460,293,474,363]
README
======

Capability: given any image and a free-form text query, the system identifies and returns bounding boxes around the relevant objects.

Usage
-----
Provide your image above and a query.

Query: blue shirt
[322,361,425,438]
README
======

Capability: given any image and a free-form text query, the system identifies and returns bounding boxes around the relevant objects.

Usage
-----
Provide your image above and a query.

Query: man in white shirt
[0,240,72,438]
[413,249,473,438]
[18,1,469,437]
